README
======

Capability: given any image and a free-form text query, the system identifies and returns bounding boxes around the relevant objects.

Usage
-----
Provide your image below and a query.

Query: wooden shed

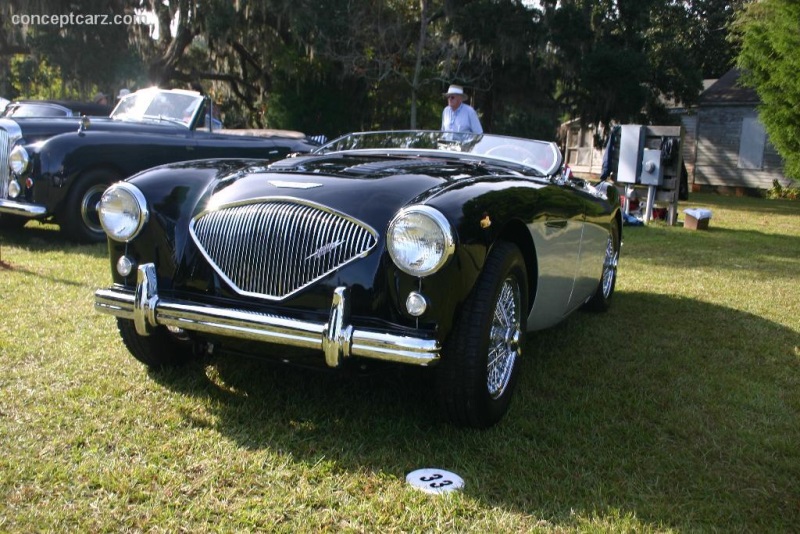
[681,69,791,193]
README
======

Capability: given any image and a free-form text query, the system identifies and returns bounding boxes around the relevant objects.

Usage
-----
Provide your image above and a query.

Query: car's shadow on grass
[148,290,799,530]
[0,221,107,259]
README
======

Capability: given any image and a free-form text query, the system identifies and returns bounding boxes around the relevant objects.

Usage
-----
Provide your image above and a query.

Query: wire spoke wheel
[584,219,620,312]
[600,234,619,299]
[438,241,528,428]
[487,276,522,399]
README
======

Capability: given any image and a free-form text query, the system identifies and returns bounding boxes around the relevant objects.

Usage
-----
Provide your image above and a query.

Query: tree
[0,0,745,142]
[687,0,749,78]
[542,0,707,132]
[733,0,800,180]
[1,0,145,99]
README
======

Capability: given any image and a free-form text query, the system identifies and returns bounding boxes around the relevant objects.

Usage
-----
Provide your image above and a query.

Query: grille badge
[306,239,345,261]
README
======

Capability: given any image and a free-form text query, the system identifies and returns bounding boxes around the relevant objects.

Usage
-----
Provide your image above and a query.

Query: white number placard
[406,468,464,494]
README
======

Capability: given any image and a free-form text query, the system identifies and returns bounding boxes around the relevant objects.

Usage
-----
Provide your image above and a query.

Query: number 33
[420,473,453,488]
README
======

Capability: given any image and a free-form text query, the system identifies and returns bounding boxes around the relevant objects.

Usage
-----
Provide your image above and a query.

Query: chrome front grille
[0,129,10,199]
[190,198,378,300]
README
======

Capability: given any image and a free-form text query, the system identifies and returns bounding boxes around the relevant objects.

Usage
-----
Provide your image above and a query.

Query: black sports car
[0,87,316,242]
[94,130,622,428]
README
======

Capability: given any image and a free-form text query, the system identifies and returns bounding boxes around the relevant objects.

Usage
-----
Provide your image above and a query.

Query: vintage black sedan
[0,87,316,242]
[94,130,621,428]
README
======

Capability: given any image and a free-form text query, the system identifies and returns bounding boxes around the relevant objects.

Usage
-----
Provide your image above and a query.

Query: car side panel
[193,134,295,161]
[566,188,619,310]
[568,217,611,311]
[31,132,197,214]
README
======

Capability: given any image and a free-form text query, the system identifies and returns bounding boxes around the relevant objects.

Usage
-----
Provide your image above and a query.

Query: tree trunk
[410,0,430,129]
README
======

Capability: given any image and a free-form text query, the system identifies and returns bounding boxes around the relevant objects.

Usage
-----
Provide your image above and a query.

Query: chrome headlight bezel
[387,205,455,277]
[98,182,149,242]
[9,145,30,175]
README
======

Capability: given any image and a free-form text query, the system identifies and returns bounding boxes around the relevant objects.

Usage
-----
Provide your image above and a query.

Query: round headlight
[98,182,149,242]
[387,205,454,276]
[9,145,30,175]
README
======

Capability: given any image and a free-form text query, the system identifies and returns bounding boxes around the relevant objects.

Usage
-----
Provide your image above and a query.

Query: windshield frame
[316,130,563,176]
[110,88,205,129]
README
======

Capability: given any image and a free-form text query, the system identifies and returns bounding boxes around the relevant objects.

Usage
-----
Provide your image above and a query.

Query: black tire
[116,318,197,369]
[437,241,528,428]
[0,214,28,231]
[583,219,620,312]
[59,169,120,243]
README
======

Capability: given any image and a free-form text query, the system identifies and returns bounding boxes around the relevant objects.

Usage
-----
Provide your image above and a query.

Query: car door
[527,184,586,330]
[566,193,614,310]
[192,131,287,161]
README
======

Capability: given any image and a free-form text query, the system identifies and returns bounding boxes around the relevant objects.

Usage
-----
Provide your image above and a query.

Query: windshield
[111,88,204,128]
[318,130,563,176]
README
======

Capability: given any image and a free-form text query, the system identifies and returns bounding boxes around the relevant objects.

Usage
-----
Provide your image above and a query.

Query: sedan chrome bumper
[94,263,440,368]
[0,198,47,217]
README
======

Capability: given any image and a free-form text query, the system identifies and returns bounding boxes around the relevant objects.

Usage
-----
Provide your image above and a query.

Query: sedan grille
[0,129,10,198]
[190,199,378,300]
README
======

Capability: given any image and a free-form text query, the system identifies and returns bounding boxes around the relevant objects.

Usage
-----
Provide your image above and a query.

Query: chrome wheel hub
[81,184,108,233]
[487,276,522,399]
[601,235,619,298]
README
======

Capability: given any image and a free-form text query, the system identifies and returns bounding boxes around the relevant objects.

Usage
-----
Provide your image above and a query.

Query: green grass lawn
[1,193,798,532]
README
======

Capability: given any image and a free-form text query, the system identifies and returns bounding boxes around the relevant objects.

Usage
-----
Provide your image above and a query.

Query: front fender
[39,130,196,181]
[394,177,553,339]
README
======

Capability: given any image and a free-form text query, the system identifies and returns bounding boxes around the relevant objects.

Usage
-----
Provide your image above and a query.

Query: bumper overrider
[94,263,441,368]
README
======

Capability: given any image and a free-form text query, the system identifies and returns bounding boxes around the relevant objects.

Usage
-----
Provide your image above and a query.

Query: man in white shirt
[441,84,483,134]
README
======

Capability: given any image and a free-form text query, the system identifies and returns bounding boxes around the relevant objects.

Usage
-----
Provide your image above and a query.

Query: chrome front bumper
[94,263,441,368]
[0,198,47,217]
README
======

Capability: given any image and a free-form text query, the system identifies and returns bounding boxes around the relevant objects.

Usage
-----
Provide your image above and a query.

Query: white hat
[443,85,468,99]
[117,88,131,99]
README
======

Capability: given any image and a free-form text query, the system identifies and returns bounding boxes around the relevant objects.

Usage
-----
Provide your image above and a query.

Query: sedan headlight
[9,145,30,175]
[98,182,149,242]
[387,205,455,276]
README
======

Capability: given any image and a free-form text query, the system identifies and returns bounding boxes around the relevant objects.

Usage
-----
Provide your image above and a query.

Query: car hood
[0,117,83,144]
[203,154,479,228]
[2,116,191,145]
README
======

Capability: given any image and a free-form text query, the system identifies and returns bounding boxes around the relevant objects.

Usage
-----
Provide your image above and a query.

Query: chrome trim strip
[0,198,48,217]
[322,287,353,367]
[134,263,159,335]
[95,263,440,367]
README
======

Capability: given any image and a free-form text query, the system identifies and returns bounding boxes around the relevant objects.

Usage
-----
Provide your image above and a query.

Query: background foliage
[733,0,800,181]
[1,0,747,140]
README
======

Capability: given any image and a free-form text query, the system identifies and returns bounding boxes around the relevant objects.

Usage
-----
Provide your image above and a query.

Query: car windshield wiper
[141,114,188,127]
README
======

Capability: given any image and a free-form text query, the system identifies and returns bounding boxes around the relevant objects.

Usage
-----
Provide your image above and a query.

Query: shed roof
[699,68,760,105]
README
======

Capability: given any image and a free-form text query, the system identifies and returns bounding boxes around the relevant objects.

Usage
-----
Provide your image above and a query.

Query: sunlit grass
[1,194,798,532]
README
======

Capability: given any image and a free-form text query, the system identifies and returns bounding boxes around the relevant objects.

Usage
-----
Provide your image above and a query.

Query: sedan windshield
[318,130,563,176]
[111,88,203,128]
